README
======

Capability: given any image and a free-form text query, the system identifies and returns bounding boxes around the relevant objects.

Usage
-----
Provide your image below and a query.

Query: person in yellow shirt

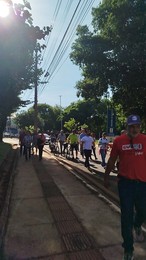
[67,129,79,159]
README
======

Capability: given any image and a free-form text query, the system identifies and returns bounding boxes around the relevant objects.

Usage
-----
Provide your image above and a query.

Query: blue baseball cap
[127,115,141,126]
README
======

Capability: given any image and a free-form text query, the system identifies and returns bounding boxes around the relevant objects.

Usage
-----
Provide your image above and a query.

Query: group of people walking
[18,114,146,260]
[56,116,146,260]
[54,128,110,169]
[19,129,45,161]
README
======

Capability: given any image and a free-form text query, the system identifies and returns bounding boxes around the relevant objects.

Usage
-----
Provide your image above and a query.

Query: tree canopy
[70,0,146,120]
[62,99,111,134]
[0,0,51,140]
[15,104,61,131]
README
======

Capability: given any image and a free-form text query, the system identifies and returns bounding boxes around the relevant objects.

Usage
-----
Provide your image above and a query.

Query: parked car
[43,133,50,145]
[3,132,10,138]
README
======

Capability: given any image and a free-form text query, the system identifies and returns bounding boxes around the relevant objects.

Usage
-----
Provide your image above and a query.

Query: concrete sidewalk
[2,151,146,259]
[3,156,64,259]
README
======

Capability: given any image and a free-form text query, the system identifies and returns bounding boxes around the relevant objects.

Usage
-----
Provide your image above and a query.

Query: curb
[0,147,18,254]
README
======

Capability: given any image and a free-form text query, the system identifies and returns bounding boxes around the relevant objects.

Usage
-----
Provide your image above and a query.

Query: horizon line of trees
[14,99,127,135]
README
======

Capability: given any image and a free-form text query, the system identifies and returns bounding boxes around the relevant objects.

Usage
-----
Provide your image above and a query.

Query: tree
[15,104,61,131]
[70,0,146,122]
[37,104,61,131]
[64,118,77,132]
[0,1,51,141]
[14,109,44,130]
[62,99,110,134]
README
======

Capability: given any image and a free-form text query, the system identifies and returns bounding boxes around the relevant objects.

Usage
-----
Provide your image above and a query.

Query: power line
[45,0,82,73]
[39,0,96,97]
[39,0,83,96]
[48,0,95,81]
[41,0,74,72]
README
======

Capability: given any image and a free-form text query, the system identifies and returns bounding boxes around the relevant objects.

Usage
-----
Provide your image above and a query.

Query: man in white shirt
[81,129,94,169]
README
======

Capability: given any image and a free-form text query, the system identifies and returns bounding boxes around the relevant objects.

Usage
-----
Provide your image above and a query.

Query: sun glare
[0,1,9,17]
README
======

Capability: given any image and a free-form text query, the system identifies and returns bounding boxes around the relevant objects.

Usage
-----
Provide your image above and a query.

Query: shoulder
[139,133,146,138]
[114,134,126,141]
[113,134,127,146]
[137,133,146,141]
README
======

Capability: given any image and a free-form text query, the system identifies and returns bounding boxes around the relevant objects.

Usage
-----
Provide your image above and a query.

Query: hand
[104,174,110,189]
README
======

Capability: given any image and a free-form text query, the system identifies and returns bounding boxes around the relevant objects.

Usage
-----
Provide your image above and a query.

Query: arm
[104,156,117,188]
[98,138,101,147]
[104,138,119,188]
[80,137,84,151]
[80,140,84,150]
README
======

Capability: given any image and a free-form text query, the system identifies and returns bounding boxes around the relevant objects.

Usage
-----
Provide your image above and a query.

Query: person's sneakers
[133,226,145,242]
[123,251,134,260]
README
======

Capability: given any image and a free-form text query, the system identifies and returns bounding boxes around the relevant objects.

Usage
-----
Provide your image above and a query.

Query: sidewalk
[2,150,146,259]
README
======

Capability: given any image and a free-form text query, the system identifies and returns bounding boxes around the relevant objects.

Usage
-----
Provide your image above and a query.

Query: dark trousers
[118,178,146,252]
[20,144,25,156]
[25,146,31,160]
[84,149,91,167]
[71,144,78,157]
[59,141,64,155]
[92,146,97,159]
[38,145,44,160]
[100,149,106,167]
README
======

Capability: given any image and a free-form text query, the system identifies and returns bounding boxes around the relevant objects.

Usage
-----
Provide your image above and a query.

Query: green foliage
[62,99,110,134]
[114,103,126,133]
[64,118,77,131]
[0,1,51,140]
[70,0,146,122]
[81,124,88,129]
[15,99,126,135]
[15,108,44,130]
[15,104,61,131]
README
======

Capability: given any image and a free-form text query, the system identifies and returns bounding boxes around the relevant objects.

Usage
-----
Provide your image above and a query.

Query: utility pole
[34,45,38,132]
[59,95,63,130]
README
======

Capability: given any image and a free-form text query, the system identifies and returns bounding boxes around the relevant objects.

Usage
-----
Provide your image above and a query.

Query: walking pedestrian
[23,131,32,160]
[91,133,97,160]
[81,129,94,169]
[79,128,86,158]
[67,129,79,159]
[98,132,109,168]
[57,130,66,155]
[37,132,45,161]
[19,129,25,156]
[32,131,38,155]
[104,115,146,260]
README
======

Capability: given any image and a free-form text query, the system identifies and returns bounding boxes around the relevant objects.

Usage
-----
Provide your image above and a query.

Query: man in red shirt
[104,115,146,260]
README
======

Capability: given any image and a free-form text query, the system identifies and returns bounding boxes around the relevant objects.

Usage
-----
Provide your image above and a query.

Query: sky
[15,0,100,110]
